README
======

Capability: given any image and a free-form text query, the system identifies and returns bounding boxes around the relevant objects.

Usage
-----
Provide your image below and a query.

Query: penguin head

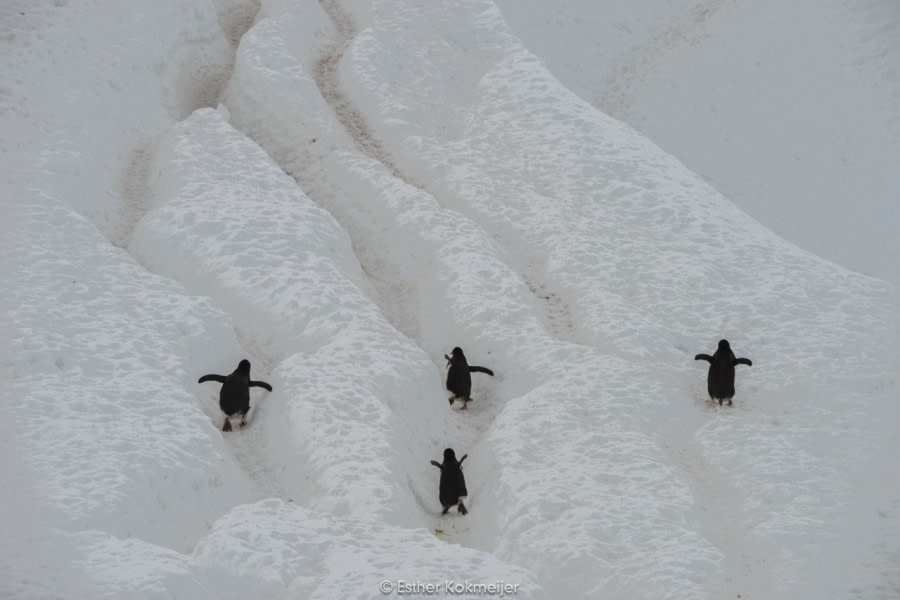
[449,347,466,363]
[443,448,457,463]
[238,359,251,372]
[717,339,730,350]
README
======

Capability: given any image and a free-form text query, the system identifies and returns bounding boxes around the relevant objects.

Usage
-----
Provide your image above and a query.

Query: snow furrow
[34,0,296,507]
[107,0,297,505]
[310,0,584,348]
[661,407,775,599]
[313,0,426,191]
[1,0,273,562]
[222,0,521,550]
[110,2,262,251]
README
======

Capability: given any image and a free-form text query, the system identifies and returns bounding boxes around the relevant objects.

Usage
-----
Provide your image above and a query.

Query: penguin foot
[457,500,468,515]
[222,419,232,432]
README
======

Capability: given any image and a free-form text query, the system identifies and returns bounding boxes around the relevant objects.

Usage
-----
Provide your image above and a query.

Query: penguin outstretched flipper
[250,380,273,391]
[468,366,494,376]
[734,357,752,367]
[198,374,226,384]
[694,354,713,363]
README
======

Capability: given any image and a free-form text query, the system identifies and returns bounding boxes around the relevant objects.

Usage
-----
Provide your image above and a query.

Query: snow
[2,0,898,599]
[494,0,900,286]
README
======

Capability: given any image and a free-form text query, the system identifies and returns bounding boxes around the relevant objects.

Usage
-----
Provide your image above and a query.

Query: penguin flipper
[734,357,752,367]
[430,461,443,470]
[694,354,713,363]
[458,454,468,465]
[250,380,273,391]
[468,366,494,376]
[199,374,226,384]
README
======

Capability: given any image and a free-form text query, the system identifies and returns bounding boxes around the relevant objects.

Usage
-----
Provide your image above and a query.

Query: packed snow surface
[496,0,900,286]
[2,0,898,599]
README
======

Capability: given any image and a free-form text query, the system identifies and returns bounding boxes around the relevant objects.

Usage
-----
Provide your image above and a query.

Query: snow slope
[496,0,900,286]
[2,0,899,598]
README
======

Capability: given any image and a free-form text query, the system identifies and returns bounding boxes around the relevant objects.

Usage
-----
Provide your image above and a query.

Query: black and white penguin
[430,448,469,515]
[694,339,752,405]
[198,359,272,431]
[444,347,494,409]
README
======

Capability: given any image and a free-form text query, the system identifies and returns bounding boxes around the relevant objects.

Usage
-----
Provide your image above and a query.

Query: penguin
[444,347,494,409]
[694,339,752,405]
[198,359,272,431]
[430,448,469,515]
